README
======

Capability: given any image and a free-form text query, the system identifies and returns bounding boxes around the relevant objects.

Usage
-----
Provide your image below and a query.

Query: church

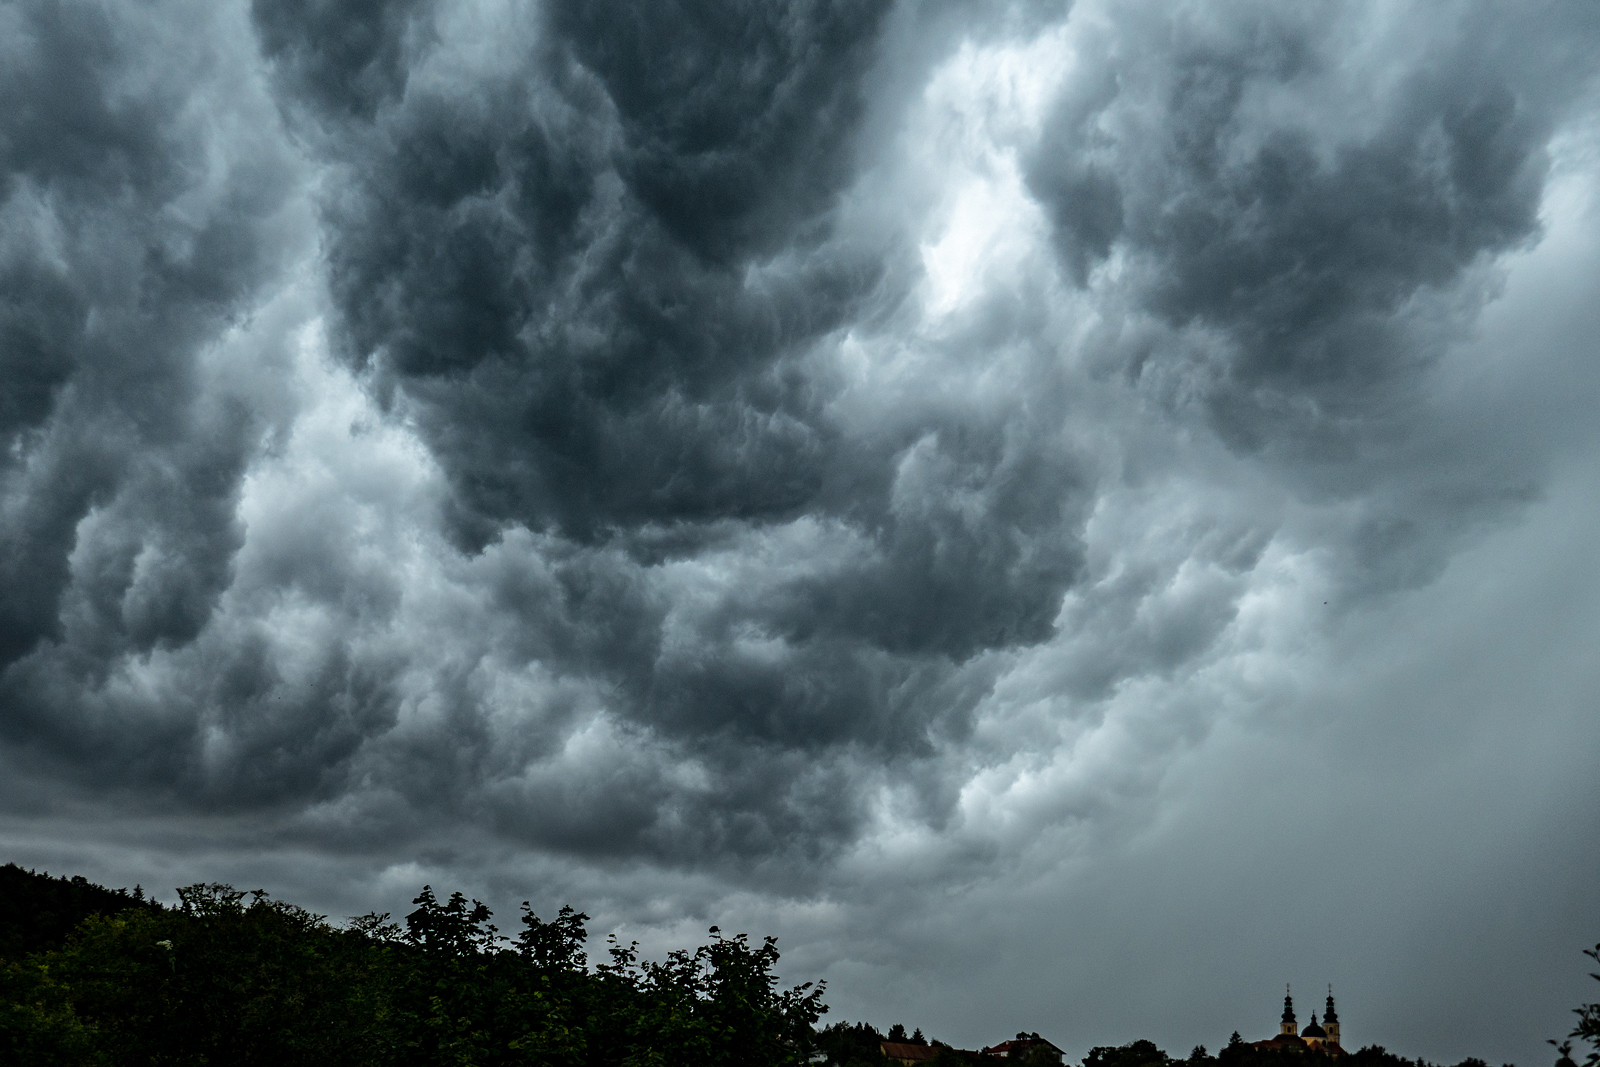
[1249,988,1346,1056]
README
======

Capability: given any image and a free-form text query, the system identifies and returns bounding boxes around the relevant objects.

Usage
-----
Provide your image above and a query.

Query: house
[982,1033,1066,1063]
[882,1040,944,1064]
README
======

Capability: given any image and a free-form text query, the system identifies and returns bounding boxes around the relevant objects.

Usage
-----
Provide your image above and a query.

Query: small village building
[881,1040,943,1064]
[982,1034,1066,1062]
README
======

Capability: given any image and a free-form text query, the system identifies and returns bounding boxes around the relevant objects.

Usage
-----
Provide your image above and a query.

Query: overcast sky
[2,0,1598,1062]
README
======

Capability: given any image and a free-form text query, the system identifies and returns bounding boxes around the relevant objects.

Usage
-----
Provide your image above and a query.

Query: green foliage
[45,885,389,1066]
[0,956,105,1066]
[1088,1038,1172,1067]
[814,1018,887,1067]
[0,868,826,1067]
[0,863,159,960]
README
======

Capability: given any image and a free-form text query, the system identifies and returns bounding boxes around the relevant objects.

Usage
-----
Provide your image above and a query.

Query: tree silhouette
[1569,943,1600,1067]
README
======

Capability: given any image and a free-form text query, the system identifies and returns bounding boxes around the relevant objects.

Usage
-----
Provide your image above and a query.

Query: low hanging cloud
[1,2,1597,1012]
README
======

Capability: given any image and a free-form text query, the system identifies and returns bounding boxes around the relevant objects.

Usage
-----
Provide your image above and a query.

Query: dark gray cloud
[285,0,895,540]
[1029,4,1558,445]
[1024,0,1600,603]
[1,1,1598,1061]
[253,0,433,122]
[0,0,299,677]
[215,0,1087,862]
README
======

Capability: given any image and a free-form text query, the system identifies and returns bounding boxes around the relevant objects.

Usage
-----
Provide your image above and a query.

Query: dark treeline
[813,1029,1555,1067]
[0,864,822,1065]
[0,864,159,960]
[2,865,1596,1067]
[1085,1037,1516,1067]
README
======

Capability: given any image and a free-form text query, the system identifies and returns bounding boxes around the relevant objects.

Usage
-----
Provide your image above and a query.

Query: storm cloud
[1,0,1598,1061]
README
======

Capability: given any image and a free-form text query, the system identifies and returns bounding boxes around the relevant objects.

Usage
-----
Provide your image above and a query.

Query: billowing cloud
[0,0,303,696]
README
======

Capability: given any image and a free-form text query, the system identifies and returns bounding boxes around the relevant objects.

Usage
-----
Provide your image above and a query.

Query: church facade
[1249,988,1346,1056]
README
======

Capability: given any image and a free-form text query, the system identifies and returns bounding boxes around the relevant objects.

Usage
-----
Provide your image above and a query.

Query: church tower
[1281,987,1298,1037]
[1323,987,1340,1047]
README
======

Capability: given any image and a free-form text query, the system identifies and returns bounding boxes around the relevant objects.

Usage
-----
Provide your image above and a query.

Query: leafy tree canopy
[0,866,825,1067]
